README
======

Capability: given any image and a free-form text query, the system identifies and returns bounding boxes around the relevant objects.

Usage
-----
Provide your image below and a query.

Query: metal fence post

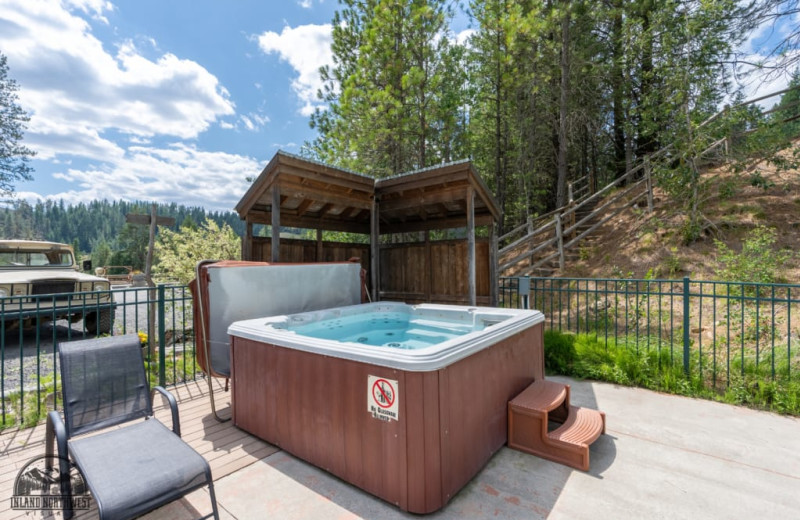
[683,277,690,376]
[519,276,530,310]
[158,284,166,387]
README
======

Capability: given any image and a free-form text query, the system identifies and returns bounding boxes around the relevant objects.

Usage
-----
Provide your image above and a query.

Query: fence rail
[499,276,800,389]
[1,285,200,429]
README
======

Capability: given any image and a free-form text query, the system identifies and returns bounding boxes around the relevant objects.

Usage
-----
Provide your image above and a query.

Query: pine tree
[308,0,467,176]
[0,52,35,199]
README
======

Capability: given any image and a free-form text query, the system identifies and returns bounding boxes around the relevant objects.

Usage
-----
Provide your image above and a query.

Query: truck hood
[0,269,107,284]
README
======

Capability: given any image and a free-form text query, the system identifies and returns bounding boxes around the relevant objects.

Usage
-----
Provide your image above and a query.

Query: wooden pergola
[235,151,501,305]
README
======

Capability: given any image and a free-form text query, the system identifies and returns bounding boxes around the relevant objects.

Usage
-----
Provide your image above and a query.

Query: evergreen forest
[2,0,800,263]
[307,0,800,237]
[0,199,244,269]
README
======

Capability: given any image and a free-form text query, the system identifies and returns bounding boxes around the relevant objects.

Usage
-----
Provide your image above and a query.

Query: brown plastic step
[549,405,605,446]
[509,379,568,414]
[508,381,606,472]
[545,406,606,471]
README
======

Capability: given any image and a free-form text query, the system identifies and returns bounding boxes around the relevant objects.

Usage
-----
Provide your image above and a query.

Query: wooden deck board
[0,378,276,520]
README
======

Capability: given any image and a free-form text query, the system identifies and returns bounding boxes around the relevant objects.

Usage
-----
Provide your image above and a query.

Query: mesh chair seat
[69,419,211,520]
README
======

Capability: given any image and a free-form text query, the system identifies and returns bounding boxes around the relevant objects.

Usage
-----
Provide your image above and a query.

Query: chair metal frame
[45,334,220,520]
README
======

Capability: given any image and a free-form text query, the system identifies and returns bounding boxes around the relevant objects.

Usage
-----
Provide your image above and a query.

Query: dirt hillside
[556,142,800,282]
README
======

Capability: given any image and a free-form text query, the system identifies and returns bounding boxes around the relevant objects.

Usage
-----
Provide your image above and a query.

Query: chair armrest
[151,386,181,436]
[46,411,69,466]
[46,411,74,518]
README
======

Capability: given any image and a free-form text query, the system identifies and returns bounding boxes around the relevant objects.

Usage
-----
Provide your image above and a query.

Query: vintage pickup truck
[0,240,115,333]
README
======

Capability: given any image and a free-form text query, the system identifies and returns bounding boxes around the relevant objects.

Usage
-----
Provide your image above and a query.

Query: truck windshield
[0,251,74,267]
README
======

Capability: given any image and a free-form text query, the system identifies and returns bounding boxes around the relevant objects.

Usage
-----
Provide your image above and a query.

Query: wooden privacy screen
[249,236,490,306]
[251,237,370,269]
[380,239,490,305]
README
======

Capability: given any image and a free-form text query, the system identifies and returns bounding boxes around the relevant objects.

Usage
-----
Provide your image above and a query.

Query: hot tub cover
[190,260,365,378]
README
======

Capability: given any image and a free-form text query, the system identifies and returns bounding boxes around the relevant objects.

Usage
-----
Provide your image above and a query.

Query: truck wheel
[85,309,113,335]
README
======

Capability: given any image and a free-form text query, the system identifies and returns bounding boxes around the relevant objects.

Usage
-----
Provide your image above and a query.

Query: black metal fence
[6,276,799,428]
[499,276,800,388]
[1,285,200,429]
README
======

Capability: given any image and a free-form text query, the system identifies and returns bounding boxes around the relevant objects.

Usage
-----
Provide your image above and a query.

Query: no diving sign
[368,375,399,422]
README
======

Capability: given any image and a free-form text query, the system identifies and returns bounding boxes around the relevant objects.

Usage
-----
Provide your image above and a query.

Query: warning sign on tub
[368,375,399,422]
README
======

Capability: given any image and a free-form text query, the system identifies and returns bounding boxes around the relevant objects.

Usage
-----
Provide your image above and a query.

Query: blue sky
[0,0,352,212]
[0,0,792,214]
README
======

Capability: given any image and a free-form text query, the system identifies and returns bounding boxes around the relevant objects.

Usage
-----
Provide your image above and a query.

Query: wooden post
[555,213,565,271]
[425,230,432,303]
[645,155,654,214]
[146,203,157,357]
[567,182,574,203]
[489,222,498,307]
[467,187,476,306]
[316,228,324,262]
[144,204,157,283]
[244,221,253,261]
[271,185,280,262]
[123,208,175,357]
[370,196,380,301]
[567,200,576,239]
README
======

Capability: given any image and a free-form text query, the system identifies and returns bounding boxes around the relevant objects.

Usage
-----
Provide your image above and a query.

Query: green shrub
[718,178,736,199]
[749,170,775,191]
[544,331,800,416]
[543,330,576,375]
[714,225,793,285]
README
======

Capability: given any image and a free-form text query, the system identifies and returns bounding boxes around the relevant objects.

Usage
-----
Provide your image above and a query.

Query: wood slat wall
[380,239,491,305]
[246,237,492,306]
[251,237,370,268]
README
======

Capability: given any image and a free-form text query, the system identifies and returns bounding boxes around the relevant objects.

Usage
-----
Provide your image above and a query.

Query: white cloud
[734,12,800,109]
[0,0,234,160]
[297,0,312,8]
[240,115,256,131]
[44,144,260,211]
[64,0,114,23]
[237,112,269,132]
[0,0,255,211]
[257,23,333,116]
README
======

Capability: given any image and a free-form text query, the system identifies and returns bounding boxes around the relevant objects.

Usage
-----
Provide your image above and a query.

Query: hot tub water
[290,311,485,349]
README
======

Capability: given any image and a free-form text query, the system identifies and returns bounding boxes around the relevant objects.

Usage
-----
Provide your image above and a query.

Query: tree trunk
[638,5,657,156]
[611,0,627,179]
[494,17,507,236]
[556,3,571,208]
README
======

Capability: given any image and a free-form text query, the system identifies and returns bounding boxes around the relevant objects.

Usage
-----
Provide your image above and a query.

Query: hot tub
[228,302,545,513]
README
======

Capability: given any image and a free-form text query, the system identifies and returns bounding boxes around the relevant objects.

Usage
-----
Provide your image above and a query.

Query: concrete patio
[3,376,799,519]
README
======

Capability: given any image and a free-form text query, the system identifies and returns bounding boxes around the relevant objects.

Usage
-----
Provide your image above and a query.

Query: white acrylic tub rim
[227,302,544,372]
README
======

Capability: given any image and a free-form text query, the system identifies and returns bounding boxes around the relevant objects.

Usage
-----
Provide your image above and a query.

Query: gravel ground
[1,287,192,398]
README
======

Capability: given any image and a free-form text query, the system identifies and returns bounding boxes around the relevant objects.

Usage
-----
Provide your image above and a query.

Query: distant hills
[0,199,245,254]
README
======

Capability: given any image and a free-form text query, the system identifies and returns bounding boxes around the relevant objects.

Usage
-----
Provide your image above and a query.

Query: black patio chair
[45,334,220,520]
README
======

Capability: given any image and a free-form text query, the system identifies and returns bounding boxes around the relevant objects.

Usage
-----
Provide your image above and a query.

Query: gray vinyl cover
[207,263,362,376]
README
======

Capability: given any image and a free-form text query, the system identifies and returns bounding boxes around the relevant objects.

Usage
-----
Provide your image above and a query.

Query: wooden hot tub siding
[230,322,544,514]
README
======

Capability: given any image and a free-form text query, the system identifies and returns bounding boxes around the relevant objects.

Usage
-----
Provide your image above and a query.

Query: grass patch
[145,348,198,386]
[544,330,800,415]
[1,374,60,431]
[2,348,200,431]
